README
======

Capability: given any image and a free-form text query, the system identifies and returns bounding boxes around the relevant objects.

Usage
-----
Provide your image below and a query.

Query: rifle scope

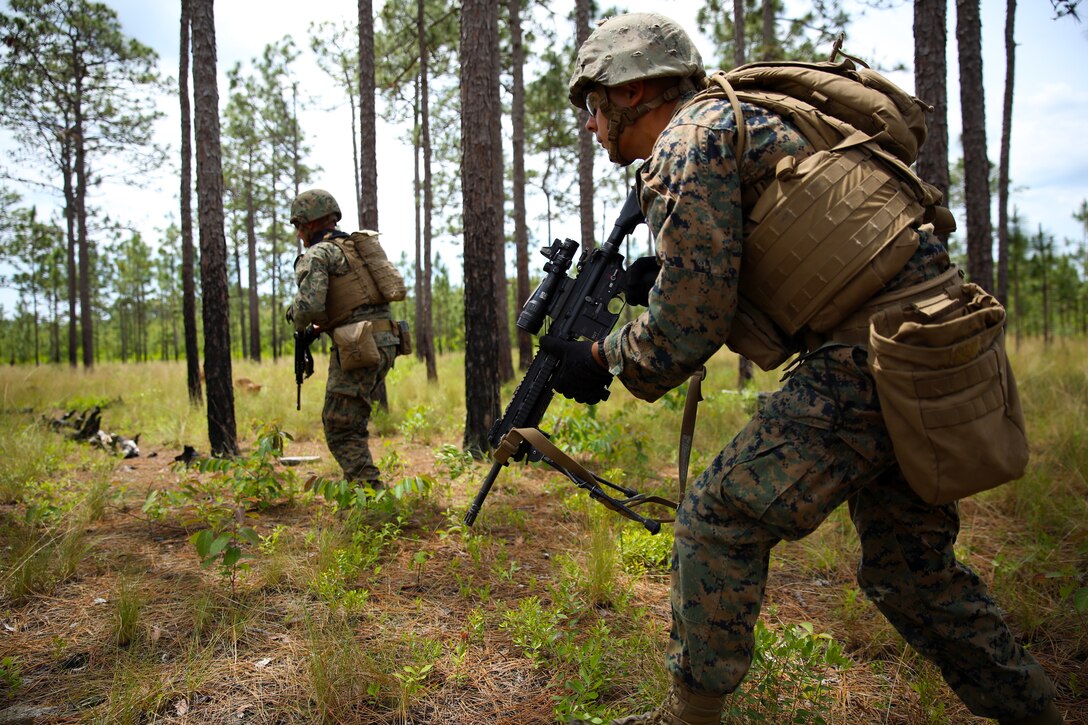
[516,237,579,335]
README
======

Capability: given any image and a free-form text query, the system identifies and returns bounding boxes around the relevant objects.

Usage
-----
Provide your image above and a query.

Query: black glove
[625,255,661,307]
[539,335,613,405]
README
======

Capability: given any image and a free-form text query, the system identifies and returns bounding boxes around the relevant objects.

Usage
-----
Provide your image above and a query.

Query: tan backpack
[700,53,956,370]
[707,51,1027,504]
[348,230,407,304]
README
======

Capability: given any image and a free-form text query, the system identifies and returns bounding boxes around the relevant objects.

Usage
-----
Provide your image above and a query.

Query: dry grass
[0,344,1084,724]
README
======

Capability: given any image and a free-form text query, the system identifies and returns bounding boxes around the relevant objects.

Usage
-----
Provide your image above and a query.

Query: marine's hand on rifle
[539,335,613,405]
[625,255,661,307]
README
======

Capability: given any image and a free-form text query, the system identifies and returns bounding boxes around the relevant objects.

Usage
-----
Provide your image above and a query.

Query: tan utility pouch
[868,283,1029,505]
[332,320,380,372]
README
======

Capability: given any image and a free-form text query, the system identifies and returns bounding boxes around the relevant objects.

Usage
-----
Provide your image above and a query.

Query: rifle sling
[678,367,706,500]
[496,427,678,530]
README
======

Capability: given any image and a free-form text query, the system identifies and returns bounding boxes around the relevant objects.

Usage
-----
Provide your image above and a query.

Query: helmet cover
[290,189,342,226]
[569,12,705,109]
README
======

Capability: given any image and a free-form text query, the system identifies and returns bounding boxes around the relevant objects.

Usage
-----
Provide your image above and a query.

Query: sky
[2,0,1087,311]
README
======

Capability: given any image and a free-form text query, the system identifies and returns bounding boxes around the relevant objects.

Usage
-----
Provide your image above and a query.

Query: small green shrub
[725,620,851,725]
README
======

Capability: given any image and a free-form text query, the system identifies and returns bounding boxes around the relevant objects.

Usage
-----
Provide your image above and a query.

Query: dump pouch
[332,320,380,372]
[868,283,1029,505]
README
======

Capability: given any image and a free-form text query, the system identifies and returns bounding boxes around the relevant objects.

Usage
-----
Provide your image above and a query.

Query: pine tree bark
[996,0,1017,306]
[576,0,596,250]
[180,0,203,405]
[416,0,438,381]
[956,0,994,291]
[460,0,502,455]
[509,0,532,371]
[915,0,951,238]
[191,0,239,456]
[358,0,378,230]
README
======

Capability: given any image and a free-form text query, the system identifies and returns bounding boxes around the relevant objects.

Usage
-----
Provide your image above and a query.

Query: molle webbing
[692,60,955,346]
[741,146,925,335]
[321,234,404,329]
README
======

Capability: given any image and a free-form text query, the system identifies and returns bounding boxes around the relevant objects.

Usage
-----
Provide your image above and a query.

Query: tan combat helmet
[569,13,705,165]
[290,188,342,227]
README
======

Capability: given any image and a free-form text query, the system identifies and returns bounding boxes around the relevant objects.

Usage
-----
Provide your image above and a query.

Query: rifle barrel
[464,459,504,526]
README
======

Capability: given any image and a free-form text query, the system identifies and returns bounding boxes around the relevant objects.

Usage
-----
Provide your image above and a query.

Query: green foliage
[396,404,432,442]
[619,526,675,574]
[1,521,87,601]
[190,525,260,581]
[725,620,851,725]
[112,577,144,648]
[551,620,613,724]
[307,472,434,521]
[499,596,566,667]
[188,423,296,508]
[434,443,476,480]
[0,656,22,699]
[311,520,403,612]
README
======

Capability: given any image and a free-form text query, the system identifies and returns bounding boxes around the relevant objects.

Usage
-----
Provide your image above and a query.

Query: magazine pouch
[333,320,380,372]
[868,282,1028,504]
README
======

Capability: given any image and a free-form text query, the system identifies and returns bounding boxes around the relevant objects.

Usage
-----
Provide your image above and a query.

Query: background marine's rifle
[463,189,676,533]
[294,325,319,410]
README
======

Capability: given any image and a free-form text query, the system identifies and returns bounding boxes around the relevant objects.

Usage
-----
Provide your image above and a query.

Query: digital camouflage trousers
[669,345,1056,720]
[322,343,397,483]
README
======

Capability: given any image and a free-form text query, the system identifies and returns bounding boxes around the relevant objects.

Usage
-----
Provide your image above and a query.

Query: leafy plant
[499,596,565,667]
[725,620,852,725]
[618,525,674,574]
[434,443,475,479]
[190,520,260,591]
[0,656,22,699]
[187,423,296,508]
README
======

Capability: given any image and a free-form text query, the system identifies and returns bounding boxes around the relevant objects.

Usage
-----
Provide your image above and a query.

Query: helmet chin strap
[600,78,699,166]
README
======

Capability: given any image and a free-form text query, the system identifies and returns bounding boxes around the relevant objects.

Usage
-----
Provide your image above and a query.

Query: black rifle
[294,325,318,410]
[463,188,675,534]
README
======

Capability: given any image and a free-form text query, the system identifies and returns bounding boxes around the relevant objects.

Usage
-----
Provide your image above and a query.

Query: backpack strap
[706,74,748,163]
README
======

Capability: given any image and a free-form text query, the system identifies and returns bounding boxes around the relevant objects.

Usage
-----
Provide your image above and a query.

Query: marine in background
[287,188,406,487]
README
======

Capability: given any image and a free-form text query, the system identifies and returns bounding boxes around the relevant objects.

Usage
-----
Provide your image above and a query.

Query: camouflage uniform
[289,231,399,484]
[600,94,1057,719]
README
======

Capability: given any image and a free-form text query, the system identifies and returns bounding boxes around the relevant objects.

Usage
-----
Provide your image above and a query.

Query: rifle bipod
[463,427,677,534]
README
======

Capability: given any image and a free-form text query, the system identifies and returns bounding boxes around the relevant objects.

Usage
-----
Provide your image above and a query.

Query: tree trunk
[956,0,994,291]
[191,0,238,457]
[74,70,93,369]
[460,0,503,455]
[62,145,78,368]
[914,0,951,237]
[576,0,596,251]
[246,184,261,361]
[233,233,247,359]
[733,0,746,67]
[418,0,438,381]
[413,78,424,361]
[358,0,378,230]
[996,0,1016,307]
[509,0,532,371]
[180,0,203,405]
[761,0,775,61]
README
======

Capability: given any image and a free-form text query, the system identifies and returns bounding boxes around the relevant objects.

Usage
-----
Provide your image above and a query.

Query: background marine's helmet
[568,12,705,110]
[290,189,342,226]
